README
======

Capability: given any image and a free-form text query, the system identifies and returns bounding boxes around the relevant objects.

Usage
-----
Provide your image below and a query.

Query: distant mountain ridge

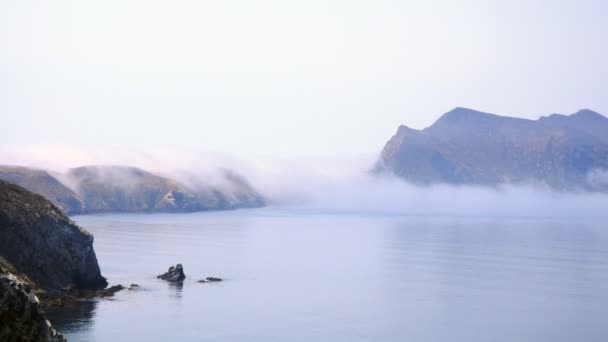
[375,108,608,191]
[0,165,265,214]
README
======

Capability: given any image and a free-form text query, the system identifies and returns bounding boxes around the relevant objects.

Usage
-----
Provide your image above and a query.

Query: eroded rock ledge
[0,268,66,342]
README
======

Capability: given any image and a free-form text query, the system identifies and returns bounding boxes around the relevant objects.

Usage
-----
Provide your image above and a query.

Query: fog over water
[2,2,607,341]
[2,145,608,219]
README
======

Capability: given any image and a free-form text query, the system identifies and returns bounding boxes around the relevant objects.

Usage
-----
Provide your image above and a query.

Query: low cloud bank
[2,144,608,219]
[275,175,608,219]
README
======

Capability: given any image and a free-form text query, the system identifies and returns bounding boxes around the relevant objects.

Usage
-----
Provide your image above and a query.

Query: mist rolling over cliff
[0,156,265,214]
[2,141,607,219]
[3,1,608,341]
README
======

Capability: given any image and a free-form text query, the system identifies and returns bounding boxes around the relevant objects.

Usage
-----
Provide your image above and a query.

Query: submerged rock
[97,284,125,297]
[198,277,223,283]
[157,264,186,282]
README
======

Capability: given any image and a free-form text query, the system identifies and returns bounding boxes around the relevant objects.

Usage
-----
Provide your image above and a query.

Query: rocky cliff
[375,108,608,190]
[0,180,108,341]
[0,180,107,290]
[0,267,66,342]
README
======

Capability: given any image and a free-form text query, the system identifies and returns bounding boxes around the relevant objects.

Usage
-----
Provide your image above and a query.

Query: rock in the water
[157,264,186,282]
[198,276,223,283]
[97,284,125,297]
[37,284,134,309]
[0,268,66,342]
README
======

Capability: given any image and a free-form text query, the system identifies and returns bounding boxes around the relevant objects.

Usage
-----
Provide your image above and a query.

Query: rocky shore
[0,268,66,342]
[0,180,108,341]
[0,180,226,341]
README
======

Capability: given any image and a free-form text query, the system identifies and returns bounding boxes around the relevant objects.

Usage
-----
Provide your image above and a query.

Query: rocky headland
[0,180,109,341]
[375,108,608,191]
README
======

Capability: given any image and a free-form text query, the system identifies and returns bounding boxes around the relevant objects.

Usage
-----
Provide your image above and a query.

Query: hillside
[0,165,265,215]
[375,108,608,190]
[0,166,84,214]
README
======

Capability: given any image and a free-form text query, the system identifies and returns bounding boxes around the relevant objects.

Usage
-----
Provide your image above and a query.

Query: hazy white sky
[1,0,607,157]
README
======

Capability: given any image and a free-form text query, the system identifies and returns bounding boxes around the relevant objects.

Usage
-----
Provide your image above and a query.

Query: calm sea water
[46,208,608,342]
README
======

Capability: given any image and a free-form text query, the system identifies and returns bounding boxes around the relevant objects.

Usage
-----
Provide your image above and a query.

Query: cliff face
[375,108,608,190]
[0,166,84,215]
[0,180,107,290]
[0,268,66,342]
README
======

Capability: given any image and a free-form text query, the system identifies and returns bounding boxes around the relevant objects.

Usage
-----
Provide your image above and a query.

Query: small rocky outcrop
[127,283,140,291]
[0,180,107,290]
[157,264,186,282]
[198,277,223,283]
[0,268,66,342]
[38,283,141,309]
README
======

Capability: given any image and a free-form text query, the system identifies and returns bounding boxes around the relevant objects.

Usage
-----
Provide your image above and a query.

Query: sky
[1,0,607,158]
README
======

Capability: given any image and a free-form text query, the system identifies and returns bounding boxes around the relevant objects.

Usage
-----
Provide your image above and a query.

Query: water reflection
[167,281,184,299]
[46,300,98,333]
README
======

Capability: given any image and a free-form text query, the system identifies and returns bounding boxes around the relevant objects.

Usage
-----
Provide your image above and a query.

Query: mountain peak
[439,107,495,120]
[429,108,507,130]
[377,107,608,190]
[571,109,606,120]
[445,107,485,116]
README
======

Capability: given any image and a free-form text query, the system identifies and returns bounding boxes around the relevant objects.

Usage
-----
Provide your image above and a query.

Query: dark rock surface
[375,108,608,191]
[0,267,66,342]
[0,166,84,215]
[0,180,107,290]
[157,264,186,282]
[0,181,114,340]
[38,284,129,309]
